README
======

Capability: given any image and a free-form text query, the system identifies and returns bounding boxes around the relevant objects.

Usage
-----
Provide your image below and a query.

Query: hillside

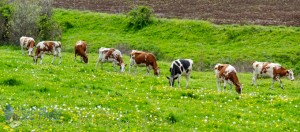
[52,9,300,72]
[53,0,300,26]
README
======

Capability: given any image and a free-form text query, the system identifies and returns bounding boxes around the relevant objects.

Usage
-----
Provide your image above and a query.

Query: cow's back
[179,59,193,71]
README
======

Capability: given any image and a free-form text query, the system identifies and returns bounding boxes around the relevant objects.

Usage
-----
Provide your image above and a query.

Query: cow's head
[236,84,243,94]
[166,76,178,87]
[287,69,295,81]
[120,63,126,72]
[28,40,35,56]
[154,67,160,75]
[83,55,88,63]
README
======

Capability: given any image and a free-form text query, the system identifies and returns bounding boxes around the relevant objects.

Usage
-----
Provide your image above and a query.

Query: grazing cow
[252,61,294,89]
[95,47,126,72]
[33,41,62,64]
[74,40,88,63]
[20,36,35,56]
[166,59,193,88]
[129,50,160,75]
[214,64,242,94]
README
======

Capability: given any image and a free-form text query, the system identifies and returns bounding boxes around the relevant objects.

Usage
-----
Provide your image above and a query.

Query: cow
[166,59,193,88]
[252,61,294,89]
[74,40,88,63]
[95,47,126,72]
[33,41,62,64]
[214,64,242,94]
[20,36,35,56]
[129,50,159,75]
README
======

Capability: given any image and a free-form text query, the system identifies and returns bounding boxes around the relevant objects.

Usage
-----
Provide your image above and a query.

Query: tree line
[0,0,61,45]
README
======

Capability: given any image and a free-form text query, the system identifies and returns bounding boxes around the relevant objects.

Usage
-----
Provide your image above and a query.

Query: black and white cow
[166,59,193,88]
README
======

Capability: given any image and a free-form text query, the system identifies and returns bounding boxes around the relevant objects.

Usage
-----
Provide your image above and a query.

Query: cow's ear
[218,65,224,70]
[166,76,170,79]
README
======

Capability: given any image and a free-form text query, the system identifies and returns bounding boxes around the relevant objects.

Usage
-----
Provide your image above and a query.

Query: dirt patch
[53,0,300,26]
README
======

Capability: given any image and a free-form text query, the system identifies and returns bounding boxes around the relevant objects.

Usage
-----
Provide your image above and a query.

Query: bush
[0,0,13,43]
[126,6,154,30]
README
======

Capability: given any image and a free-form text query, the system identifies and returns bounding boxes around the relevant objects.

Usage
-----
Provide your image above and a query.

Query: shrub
[0,0,13,43]
[126,6,154,30]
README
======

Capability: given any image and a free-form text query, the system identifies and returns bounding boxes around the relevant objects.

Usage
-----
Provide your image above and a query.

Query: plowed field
[53,0,300,26]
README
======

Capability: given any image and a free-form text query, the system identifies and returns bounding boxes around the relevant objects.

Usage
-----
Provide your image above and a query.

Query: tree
[0,0,61,44]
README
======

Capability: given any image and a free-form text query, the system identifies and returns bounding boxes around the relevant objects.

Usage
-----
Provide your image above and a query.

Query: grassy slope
[52,9,300,72]
[0,46,299,131]
[1,9,300,131]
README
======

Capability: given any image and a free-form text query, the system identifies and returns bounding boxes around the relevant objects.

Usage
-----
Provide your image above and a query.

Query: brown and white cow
[252,61,294,89]
[129,50,160,75]
[20,36,35,56]
[214,64,242,94]
[95,47,126,72]
[33,41,62,64]
[74,40,88,63]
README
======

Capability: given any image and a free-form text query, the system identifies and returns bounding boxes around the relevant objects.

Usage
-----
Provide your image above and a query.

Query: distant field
[0,46,299,131]
[53,0,300,26]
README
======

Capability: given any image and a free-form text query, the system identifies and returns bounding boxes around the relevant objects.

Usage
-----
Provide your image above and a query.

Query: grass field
[51,9,300,73]
[0,46,299,131]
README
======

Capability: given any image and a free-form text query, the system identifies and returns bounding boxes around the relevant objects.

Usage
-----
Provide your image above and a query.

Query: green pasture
[0,46,299,131]
[51,9,300,72]
[1,8,300,131]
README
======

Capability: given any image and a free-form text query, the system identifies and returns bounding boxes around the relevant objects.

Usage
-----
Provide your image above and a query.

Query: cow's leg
[270,79,275,90]
[112,61,116,68]
[177,75,181,88]
[74,52,77,62]
[51,50,57,64]
[112,61,117,71]
[229,83,233,93]
[216,78,221,92]
[40,52,44,64]
[276,76,284,89]
[95,56,101,68]
[134,65,138,73]
[145,65,150,75]
[129,64,132,73]
[186,74,190,88]
[223,80,227,89]
[20,44,25,55]
[252,72,258,88]
[57,48,62,64]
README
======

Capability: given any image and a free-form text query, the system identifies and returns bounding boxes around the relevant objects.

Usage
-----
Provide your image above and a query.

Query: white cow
[33,41,62,64]
[95,47,126,72]
[20,36,35,56]
[252,61,294,89]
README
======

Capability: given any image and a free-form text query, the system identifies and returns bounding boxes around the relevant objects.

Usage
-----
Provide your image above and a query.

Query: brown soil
[53,0,300,26]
